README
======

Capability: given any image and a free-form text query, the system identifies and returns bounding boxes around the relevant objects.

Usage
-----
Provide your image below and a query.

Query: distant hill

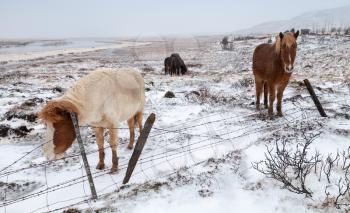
[236,5,350,35]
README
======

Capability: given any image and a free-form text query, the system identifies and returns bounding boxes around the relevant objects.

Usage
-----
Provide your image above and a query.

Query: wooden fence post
[303,79,327,117]
[123,113,156,184]
[70,112,98,200]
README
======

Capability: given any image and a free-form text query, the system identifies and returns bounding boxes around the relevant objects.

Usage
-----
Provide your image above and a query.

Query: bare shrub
[187,63,203,68]
[321,148,350,209]
[141,64,154,72]
[234,36,256,41]
[252,132,322,197]
[253,130,350,210]
[185,87,236,105]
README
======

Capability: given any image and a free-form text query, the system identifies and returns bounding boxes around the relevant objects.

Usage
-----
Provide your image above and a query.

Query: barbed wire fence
[0,99,334,212]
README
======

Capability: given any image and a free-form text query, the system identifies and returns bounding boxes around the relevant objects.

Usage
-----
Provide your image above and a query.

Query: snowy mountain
[237,5,350,34]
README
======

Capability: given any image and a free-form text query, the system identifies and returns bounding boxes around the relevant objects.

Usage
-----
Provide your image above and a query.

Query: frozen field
[0,35,350,212]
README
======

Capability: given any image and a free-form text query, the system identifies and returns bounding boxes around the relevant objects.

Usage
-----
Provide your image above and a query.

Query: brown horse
[252,31,299,116]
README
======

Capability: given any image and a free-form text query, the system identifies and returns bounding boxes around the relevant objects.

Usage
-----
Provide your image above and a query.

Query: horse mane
[275,32,298,55]
[38,100,79,123]
[275,34,282,55]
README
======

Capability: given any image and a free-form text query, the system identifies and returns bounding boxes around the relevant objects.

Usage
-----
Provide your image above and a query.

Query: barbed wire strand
[44,164,50,212]
[0,139,52,174]
[0,108,263,178]
[3,175,9,213]
[79,157,93,211]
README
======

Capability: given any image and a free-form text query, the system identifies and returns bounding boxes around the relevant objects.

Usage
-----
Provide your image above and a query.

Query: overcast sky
[0,0,349,39]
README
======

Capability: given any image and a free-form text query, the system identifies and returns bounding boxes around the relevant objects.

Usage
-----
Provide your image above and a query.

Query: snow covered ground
[0,35,349,212]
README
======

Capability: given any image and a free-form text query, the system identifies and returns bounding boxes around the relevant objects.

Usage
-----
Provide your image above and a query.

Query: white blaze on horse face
[288,55,293,70]
[284,54,293,73]
[43,122,64,160]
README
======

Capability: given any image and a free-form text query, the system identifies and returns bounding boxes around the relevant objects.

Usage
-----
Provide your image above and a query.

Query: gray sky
[0,0,349,39]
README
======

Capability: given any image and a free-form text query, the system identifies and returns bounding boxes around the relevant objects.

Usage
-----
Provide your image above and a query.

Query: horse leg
[127,118,135,149]
[263,82,268,109]
[268,84,276,116]
[94,127,105,170]
[108,128,119,173]
[135,111,143,131]
[276,83,288,117]
[255,79,263,110]
[127,111,143,149]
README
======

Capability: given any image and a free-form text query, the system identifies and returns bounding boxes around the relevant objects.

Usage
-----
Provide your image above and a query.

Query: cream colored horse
[39,68,145,173]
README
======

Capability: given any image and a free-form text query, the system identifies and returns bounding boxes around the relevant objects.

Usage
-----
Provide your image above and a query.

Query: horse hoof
[96,163,105,170]
[268,111,274,119]
[127,144,134,150]
[110,166,118,173]
[277,112,283,117]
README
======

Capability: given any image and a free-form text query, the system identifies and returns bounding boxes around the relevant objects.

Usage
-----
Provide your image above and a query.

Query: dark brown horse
[164,53,188,76]
[253,31,299,116]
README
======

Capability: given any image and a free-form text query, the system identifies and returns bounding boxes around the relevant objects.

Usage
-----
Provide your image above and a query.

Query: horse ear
[279,32,284,40]
[294,30,300,39]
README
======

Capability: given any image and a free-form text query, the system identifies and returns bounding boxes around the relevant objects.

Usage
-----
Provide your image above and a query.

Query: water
[0,38,119,55]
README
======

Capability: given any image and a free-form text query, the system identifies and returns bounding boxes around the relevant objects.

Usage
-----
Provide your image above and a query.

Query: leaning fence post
[123,113,156,184]
[70,112,98,200]
[303,79,327,117]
